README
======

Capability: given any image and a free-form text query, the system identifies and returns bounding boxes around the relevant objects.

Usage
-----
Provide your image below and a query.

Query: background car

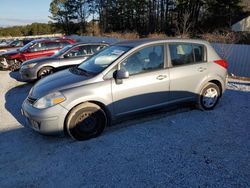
[0,38,75,70]
[22,38,228,141]
[20,42,109,81]
[0,39,32,55]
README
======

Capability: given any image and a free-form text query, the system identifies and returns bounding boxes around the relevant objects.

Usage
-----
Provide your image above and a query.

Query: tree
[49,0,77,34]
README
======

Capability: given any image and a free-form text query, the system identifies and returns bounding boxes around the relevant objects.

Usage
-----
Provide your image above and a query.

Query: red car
[0,38,75,70]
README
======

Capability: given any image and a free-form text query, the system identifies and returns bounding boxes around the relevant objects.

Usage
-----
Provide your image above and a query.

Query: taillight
[214,60,228,69]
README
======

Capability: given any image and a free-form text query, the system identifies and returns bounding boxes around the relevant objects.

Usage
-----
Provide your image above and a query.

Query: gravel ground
[0,71,249,188]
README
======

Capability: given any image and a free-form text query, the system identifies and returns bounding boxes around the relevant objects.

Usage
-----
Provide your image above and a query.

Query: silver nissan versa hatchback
[21,38,228,140]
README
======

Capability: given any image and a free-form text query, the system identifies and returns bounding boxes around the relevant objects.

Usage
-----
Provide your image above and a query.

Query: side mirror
[114,69,129,80]
[113,69,129,84]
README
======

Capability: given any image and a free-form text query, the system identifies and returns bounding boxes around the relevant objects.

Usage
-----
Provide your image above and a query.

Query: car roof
[114,38,210,47]
[29,38,72,43]
[71,42,109,47]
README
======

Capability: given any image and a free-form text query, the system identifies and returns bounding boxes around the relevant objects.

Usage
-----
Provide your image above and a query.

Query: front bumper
[19,68,37,81]
[21,98,69,136]
[0,57,9,70]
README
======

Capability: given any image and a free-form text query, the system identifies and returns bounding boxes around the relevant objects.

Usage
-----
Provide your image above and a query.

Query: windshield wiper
[78,67,96,76]
[70,66,95,76]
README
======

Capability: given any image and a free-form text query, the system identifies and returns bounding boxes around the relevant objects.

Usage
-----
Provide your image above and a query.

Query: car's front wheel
[38,67,53,79]
[197,83,221,110]
[65,103,107,141]
[10,59,22,71]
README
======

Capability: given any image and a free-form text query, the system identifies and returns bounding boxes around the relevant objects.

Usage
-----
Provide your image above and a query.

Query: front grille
[26,96,37,105]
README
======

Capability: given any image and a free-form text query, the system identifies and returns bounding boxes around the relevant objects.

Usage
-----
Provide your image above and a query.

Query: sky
[0,0,52,27]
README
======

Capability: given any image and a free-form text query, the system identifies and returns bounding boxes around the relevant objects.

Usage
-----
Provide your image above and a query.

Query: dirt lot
[0,71,250,187]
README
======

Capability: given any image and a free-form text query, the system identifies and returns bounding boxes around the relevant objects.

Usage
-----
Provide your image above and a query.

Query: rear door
[168,43,208,101]
[43,41,62,56]
[111,44,170,116]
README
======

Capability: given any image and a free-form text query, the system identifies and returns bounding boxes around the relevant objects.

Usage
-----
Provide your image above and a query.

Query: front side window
[64,46,83,57]
[169,43,205,66]
[20,41,34,52]
[121,45,164,75]
[29,42,46,52]
[52,45,73,57]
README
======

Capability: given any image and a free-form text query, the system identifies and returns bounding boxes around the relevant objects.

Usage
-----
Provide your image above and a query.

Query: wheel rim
[202,87,218,108]
[40,69,52,78]
[67,106,107,141]
[75,112,97,132]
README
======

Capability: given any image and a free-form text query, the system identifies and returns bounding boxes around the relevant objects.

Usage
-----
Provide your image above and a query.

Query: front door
[111,44,170,116]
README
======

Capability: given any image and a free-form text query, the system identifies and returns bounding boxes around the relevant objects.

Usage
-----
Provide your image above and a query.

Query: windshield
[19,41,34,52]
[52,45,73,57]
[77,45,131,74]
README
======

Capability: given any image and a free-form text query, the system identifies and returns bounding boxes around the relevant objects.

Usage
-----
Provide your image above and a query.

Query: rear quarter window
[169,43,206,66]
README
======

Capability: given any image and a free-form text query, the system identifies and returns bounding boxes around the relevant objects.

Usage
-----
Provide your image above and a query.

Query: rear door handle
[156,75,167,80]
[197,67,207,72]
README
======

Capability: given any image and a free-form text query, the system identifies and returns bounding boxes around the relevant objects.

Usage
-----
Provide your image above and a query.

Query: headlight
[22,63,36,69]
[33,92,66,109]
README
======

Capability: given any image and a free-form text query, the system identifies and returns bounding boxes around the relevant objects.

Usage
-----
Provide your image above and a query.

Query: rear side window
[169,43,205,66]
[60,41,71,48]
[46,42,61,50]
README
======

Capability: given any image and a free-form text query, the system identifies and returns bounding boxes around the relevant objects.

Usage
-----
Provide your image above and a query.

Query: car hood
[22,57,56,65]
[1,49,19,56]
[0,46,19,50]
[30,69,92,99]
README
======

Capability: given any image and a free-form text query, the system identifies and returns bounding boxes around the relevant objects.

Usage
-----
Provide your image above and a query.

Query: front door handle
[156,75,167,80]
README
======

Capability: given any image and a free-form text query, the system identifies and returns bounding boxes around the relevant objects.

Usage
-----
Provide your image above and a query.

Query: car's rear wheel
[38,67,53,79]
[197,83,220,110]
[65,103,107,141]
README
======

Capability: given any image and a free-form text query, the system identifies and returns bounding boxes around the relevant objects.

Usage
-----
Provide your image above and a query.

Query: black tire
[197,83,221,111]
[66,103,107,141]
[38,67,53,79]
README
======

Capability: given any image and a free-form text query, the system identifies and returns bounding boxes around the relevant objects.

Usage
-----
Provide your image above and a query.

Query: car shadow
[5,83,33,126]
[9,71,25,82]
[106,102,195,135]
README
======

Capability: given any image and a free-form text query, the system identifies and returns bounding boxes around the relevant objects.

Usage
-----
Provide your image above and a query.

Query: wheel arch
[63,100,112,134]
[196,74,226,96]
[208,79,223,96]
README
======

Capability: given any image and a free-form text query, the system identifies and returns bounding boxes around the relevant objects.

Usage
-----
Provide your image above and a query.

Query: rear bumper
[21,99,69,135]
